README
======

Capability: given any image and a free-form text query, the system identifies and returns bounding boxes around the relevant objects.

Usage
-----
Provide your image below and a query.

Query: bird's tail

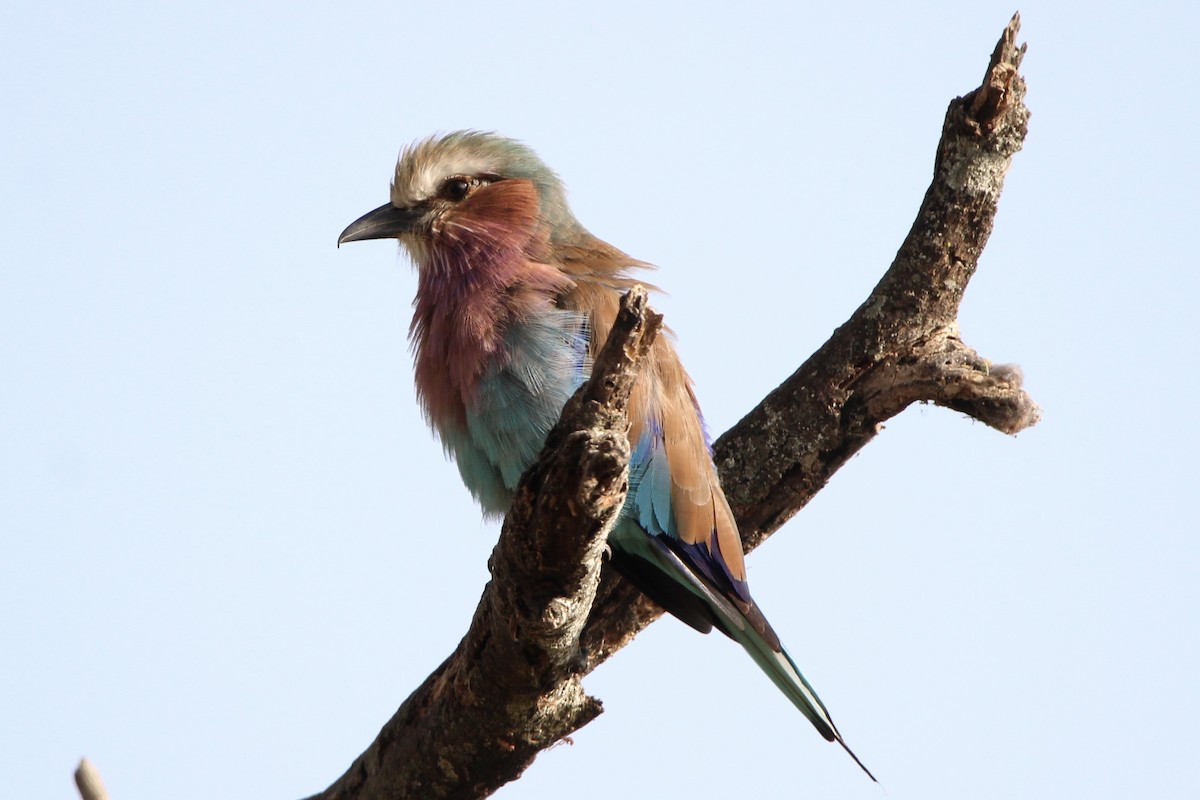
[611,524,877,782]
[727,616,877,782]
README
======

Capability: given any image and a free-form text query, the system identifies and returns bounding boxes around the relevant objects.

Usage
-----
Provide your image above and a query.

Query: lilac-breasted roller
[339,131,872,778]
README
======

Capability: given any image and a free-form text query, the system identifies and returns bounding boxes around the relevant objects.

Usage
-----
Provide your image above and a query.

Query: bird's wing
[558,271,876,781]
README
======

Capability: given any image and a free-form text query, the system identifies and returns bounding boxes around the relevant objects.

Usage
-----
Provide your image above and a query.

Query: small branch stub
[74,759,111,800]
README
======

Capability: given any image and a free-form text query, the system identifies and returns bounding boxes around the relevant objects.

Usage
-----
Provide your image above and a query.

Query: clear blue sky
[3,2,1196,798]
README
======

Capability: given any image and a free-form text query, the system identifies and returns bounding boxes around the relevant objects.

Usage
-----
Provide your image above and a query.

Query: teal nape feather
[338,131,876,782]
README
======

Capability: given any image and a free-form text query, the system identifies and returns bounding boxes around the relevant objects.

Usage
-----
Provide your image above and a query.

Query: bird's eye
[442,178,471,201]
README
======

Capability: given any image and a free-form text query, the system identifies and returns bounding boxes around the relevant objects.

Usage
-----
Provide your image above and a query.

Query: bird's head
[338,131,581,269]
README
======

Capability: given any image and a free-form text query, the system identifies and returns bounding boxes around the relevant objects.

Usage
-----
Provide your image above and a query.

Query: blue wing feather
[626,422,751,604]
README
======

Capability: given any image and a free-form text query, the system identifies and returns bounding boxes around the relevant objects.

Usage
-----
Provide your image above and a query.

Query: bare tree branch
[308,13,1038,800]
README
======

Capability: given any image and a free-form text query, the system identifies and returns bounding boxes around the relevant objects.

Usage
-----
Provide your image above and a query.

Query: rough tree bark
[301,13,1038,800]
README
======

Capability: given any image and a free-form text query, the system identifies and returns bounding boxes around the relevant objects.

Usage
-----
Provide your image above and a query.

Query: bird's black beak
[337,203,423,247]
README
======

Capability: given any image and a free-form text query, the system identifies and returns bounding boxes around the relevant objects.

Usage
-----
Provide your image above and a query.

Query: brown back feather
[554,234,747,583]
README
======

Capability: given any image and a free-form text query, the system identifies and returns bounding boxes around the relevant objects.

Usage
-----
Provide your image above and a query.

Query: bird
[338,131,873,779]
